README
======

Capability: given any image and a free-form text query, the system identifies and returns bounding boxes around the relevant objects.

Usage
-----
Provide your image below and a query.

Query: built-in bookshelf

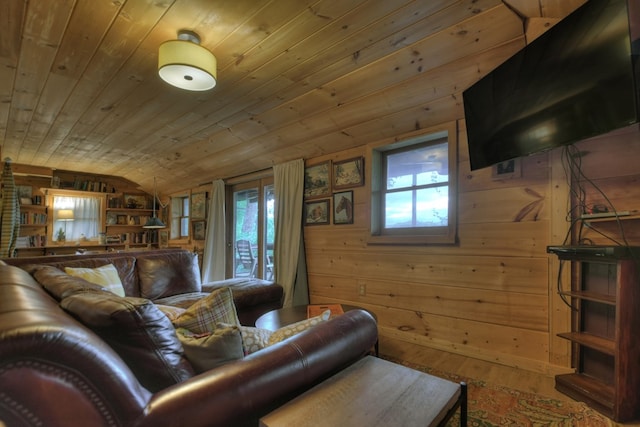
[105,193,156,248]
[18,193,48,249]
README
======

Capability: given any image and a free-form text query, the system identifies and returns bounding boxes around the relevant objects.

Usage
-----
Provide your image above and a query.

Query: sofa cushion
[137,251,201,300]
[32,265,109,300]
[23,256,138,296]
[238,325,273,355]
[236,310,331,354]
[173,287,240,335]
[64,264,125,297]
[267,310,331,346]
[176,325,244,373]
[60,292,195,392]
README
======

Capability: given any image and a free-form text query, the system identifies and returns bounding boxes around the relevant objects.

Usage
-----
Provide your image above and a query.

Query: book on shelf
[307,304,344,319]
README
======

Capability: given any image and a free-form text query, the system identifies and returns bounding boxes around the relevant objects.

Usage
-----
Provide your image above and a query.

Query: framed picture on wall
[491,158,521,180]
[124,194,147,209]
[191,192,207,219]
[192,220,206,240]
[304,199,330,225]
[304,161,331,199]
[333,191,353,225]
[333,157,364,189]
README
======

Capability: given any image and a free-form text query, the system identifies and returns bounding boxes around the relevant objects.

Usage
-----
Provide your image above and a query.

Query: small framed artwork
[16,185,32,199]
[333,157,364,190]
[333,191,353,225]
[192,220,206,240]
[124,194,148,209]
[491,158,521,180]
[191,192,207,219]
[304,161,331,199]
[304,199,330,225]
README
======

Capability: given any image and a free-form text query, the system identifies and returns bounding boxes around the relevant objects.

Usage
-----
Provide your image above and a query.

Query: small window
[48,191,103,242]
[170,194,189,239]
[369,123,457,245]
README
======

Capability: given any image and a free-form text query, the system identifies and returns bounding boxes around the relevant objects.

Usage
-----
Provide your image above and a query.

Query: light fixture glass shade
[57,209,74,221]
[143,216,166,229]
[158,40,217,91]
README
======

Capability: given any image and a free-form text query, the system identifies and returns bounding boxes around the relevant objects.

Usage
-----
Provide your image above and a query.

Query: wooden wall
[303,120,640,375]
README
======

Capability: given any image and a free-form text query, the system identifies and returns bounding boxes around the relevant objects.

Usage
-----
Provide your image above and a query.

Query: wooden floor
[380,336,640,427]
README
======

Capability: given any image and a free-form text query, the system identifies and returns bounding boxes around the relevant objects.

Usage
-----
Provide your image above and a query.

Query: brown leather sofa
[2,248,282,326]
[0,252,378,426]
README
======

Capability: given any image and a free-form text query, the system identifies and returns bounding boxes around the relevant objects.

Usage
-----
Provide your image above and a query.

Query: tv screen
[463,0,639,171]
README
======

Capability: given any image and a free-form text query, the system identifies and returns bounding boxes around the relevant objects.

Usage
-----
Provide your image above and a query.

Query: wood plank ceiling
[0,0,585,194]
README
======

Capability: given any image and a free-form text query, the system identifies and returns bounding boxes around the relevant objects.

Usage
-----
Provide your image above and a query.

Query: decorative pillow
[238,325,273,355]
[61,292,195,392]
[267,310,331,346]
[173,287,240,334]
[156,304,187,321]
[32,265,109,300]
[176,325,244,373]
[64,264,125,297]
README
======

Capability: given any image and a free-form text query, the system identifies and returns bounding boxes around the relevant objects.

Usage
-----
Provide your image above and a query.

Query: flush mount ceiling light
[158,30,217,91]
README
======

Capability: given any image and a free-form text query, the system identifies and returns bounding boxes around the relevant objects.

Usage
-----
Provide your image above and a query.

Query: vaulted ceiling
[0,0,584,194]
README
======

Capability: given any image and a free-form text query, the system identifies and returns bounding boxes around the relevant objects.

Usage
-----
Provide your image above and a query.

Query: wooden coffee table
[259,355,467,427]
[255,304,378,356]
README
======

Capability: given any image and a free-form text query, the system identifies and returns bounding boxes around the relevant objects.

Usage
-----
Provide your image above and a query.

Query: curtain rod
[198,167,273,187]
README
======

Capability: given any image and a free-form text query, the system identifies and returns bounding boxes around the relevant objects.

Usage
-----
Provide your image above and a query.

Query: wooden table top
[259,356,462,427]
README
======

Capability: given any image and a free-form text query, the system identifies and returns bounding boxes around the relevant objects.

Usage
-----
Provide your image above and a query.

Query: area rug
[383,356,614,427]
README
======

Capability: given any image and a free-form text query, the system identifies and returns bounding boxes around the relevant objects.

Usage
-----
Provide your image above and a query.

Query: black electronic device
[463,0,640,171]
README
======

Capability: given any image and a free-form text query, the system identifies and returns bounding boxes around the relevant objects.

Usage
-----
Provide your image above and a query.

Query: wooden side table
[259,356,467,427]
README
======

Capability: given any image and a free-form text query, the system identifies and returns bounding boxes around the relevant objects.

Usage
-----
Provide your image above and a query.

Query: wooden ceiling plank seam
[8,0,76,163]
[202,4,522,153]
[31,0,175,166]
[0,0,26,145]
[205,0,498,135]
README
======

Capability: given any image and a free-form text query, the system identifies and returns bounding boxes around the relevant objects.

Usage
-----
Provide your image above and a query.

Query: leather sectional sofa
[0,249,378,426]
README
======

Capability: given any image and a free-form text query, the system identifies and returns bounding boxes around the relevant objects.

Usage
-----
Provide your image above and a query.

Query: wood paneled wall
[303,121,640,375]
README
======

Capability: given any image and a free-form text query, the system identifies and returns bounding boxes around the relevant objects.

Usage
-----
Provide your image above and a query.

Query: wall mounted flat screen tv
[463,0,639,171]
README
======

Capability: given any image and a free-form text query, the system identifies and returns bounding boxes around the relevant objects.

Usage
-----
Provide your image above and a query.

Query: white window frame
[367,122,458,245]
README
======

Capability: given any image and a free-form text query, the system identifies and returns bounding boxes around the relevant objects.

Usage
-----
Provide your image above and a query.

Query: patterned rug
[383,357,615,427]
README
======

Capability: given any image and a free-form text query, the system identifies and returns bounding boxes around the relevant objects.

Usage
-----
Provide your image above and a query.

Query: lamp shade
[57,209,74,221]
[158,38,217,91]
[143,216,166,229]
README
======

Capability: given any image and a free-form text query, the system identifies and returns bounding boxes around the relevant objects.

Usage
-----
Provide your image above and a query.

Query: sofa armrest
[138,309,377,427]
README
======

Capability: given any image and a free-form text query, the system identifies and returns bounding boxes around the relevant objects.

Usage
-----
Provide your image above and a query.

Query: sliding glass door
[227,177,274,280]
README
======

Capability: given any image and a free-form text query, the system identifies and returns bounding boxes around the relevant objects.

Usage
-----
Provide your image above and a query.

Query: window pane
[233,188,258,278]
[416,187,448,226]
[386,142,448,190]
[385,187,448,229]
[52,196,101,241]
[170,195,189,239]
[264,184,275,280]
[384,191,413,228]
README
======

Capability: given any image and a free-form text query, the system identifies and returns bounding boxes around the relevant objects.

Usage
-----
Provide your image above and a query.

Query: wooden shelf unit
[548,246,640,422]
[18,198,48,249]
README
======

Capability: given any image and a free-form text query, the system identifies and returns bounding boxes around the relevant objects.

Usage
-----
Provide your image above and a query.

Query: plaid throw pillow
[173,287,239,334]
